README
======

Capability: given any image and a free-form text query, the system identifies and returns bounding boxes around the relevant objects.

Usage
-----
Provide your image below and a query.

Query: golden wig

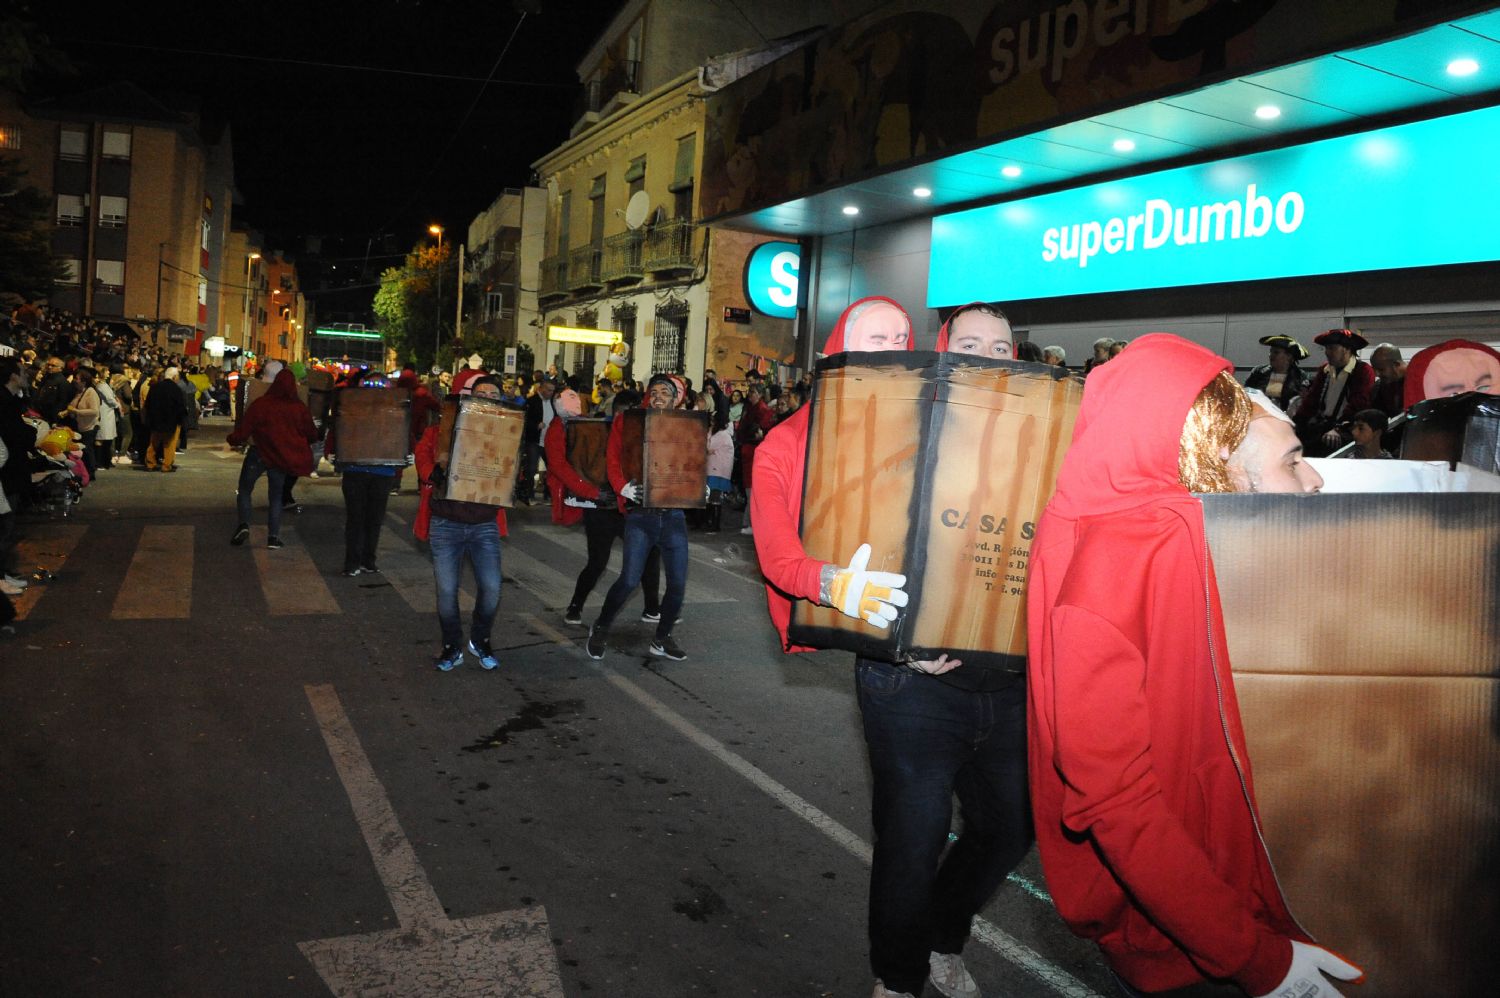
[1178,371,1251,494]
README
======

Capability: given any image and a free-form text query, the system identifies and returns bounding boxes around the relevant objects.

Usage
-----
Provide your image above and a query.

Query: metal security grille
[651,312,686,373]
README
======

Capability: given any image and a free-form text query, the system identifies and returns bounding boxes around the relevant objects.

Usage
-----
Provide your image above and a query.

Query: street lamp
[429,223,444,366]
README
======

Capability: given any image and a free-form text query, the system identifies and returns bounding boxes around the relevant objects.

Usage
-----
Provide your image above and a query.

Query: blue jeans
[856,658,1031,996]
[429,515,503,648]
[235,446,286,538]
[595,508,687,640]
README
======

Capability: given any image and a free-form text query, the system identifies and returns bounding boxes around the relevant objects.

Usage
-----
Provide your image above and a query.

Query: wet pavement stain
[672,877,727,922]
[461,698,584,752]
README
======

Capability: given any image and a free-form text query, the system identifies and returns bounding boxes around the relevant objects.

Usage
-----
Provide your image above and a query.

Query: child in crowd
[1348,408,1394,459]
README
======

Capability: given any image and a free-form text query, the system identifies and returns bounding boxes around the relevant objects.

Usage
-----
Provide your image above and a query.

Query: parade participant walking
[226,367,317,550]
[753,297,1024,998]
[326,370,399,574]
[414,375,509,672]
[1026,335,1363,998]
[548,389,663,625]
[143,366,187,472]
[586,374,690,661]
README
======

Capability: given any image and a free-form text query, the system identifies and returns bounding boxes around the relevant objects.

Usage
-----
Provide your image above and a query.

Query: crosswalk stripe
[251,525,341,615]
[543,526,739,604]
[10,524,88,621]
[112,525,193,619]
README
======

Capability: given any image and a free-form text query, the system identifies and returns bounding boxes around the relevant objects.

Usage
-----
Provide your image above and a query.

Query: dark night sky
[24,0,625,247]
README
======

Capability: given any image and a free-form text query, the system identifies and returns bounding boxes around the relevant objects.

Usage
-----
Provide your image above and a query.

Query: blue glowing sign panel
[744,241,801,318]
[929,104,1500,306]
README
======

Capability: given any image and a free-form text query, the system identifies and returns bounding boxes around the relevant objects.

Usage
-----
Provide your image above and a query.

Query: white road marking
[251,526,340,615]
[10,524,87,621]
[112,525,193,619]
[545,524,750,597]
[299,683,564,997]
[523,613,1098,998]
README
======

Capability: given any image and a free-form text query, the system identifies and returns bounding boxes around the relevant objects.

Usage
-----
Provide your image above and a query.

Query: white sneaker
[872,983,916,998]
[739,524,753,535]
[4,574,28,589]
[928,951,980,998]
[1,579,24,596]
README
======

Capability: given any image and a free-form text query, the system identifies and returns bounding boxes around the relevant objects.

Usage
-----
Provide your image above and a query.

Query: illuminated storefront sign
[929,103,1500,305]
[548,325,621,346]
[744,241,801,318]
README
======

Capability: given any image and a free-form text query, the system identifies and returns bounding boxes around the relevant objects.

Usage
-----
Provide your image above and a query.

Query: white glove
[824,543,908,629]
[1254,941,1363,998]
[619,481,640,503]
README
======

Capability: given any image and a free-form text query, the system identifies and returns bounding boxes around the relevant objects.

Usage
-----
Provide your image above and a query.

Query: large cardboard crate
[788,351,1082,669]
[305,369,334,424]
[565,418,611,490]
[1204,492,1500,998]
[334,387,411,466]
[241,376,310,421]
[616,409,709,508]
[434,397,525,506]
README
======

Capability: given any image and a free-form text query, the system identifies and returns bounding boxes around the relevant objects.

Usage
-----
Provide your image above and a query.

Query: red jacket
[397,371,442,447]
[735,399,777,488]
[411,422,508,542]
[544,417,599,526]
[225,369,317,476]
[1293,359,1375,427]
[1026,335,1303,995]
[750,296,914,653]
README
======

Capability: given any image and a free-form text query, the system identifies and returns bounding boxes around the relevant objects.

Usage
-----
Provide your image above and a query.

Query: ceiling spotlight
[1448,57,1480,77]
[1112,138,1136,152]
[841,205,860,216]
[912,186,932,198]
[1255,104,1282,120]
[1001,165,1022,178]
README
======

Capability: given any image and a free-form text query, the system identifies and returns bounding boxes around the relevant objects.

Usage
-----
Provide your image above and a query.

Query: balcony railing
[601,230,644,283]
[539,253,568,299]
[573,59,641,121]
[642,218,696,273]
[567,245,603,291]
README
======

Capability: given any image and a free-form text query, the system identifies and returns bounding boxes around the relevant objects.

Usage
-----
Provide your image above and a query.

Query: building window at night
[56,194,85,226]
[98,195,127,227]
[0,125,20,149]
[59,128,87,161]
[651,308,687,374]
[102,128,131,159]
[625,156,646,198]
[95,259,125,293]
[486,291,504,320]
[670,134,695,219]
[59,258,82,285]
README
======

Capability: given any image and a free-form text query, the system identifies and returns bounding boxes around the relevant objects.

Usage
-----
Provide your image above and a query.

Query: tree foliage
[371,241,454,371]
[0,156,69,301]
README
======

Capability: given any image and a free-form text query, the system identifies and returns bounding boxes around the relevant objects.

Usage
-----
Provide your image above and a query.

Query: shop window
[98,195,128,228]
[59,128,88,161]
[0,125,20,150]
[59,258,82,285]
[102,128,131,159]
[95,259,125,293]
[56,193,86,226]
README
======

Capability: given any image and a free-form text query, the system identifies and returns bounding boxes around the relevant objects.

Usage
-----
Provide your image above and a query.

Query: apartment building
[465,187,546,362]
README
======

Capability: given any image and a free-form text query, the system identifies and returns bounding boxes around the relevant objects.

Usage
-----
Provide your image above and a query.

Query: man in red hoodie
[226,367,317,550]
[1027,334,1362,998]
[753,297,1032,998]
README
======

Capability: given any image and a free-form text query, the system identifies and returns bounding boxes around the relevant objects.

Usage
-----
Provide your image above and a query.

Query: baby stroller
[29,458,81,516]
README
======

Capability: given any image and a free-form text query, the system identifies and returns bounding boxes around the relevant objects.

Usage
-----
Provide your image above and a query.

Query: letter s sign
[744,241,801,319]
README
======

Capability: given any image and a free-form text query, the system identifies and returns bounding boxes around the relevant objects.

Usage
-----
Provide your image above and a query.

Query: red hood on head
[396,370,420,389]
[934,302,986,352]
[1049,334,1231,519]
[1402,338,1500,409]
[821,296,915,355]
[268,367,299,400]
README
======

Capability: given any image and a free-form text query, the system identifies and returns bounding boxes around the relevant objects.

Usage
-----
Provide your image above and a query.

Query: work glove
[620,481,640,504]
[428,463,448,489]
[823,543,908,629]
[1254,941,1363,998]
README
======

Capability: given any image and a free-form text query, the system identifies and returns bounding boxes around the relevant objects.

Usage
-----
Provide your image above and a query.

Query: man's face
[844,304,910,351]
[1371,349,1404,382]
[1228,417,1324,494]
[45,359,63,374]
[747,387,762,405]
[647,382,676,410]
[1350,421,1378,448]
[947,310,1014,359]
[1324,344,1352,368]
[539,380,556,399]
[471,383,501,401]
[1423,347,1500,398]
[1268,346,1292,373]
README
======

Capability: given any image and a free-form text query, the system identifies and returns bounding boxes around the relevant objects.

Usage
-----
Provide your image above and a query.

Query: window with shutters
[59,128,88,161]
[59,259,82,285]
[0,125,20,150]
[625,156,646,199]
[102,128,131,159]
[98,195,128,228]
[96,259,125,292]
[56,193,86,226]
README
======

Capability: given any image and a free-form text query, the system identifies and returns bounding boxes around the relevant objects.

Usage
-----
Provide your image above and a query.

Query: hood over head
[1048,334,1233,518]
[1403,338,1500,409]
[395,369,421,390]
[267,367,299,400]
[821,296,915,355]
[934,302,1008,352]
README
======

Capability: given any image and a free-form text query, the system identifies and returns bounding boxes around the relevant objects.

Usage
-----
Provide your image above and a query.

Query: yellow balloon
[41,427,74,455]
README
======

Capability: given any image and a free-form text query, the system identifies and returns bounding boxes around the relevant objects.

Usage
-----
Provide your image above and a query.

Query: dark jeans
[569,507,660,614]
[282,474,298,506]
[78,428,97,477]
[856,658,1032,996]
[516,437,541,501]
[95,436,115,470]
[341,472,391,571]
[129,413,147,460]
[595,508,686,641]
[235,446,286,538]
[429,514,502,648]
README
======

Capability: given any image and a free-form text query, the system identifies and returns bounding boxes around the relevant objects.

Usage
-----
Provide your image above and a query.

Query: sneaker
[360,564,380,574]
[435,644,464,672]
[640,609,662,623]
[230,523,250,546]
[739,524,753,535]
[563,606,583,625]
[468,639,500,671]
[649,635,687,660]
[266,536,284,550]
[0,579,24,596]
[341,567,363,577]
[586,625,607,660]
[283,502,303,513]
[928,952,979,998]
[4,575,29,590]
[872,983,916,998]
[389,487,400,496]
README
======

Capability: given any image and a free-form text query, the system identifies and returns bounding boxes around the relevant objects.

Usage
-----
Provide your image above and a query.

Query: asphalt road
[1,418,1118,998]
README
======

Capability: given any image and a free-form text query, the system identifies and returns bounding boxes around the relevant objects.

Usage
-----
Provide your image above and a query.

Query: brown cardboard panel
[305,370,334,392]
[442,399,524,506]
[335,387,411,466]
[565,419,610,489]
[1236,674,1500,998]
[618,410,709,508]
[244,377,310,408]
[1204,493,1500,676]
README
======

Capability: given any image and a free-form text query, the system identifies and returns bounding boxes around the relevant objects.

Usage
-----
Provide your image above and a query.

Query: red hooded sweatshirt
[1026,334,1303,995]
[544,416,600,526]
[749,296,914,653]
[225,368,317,476]
[397,369,441,446]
